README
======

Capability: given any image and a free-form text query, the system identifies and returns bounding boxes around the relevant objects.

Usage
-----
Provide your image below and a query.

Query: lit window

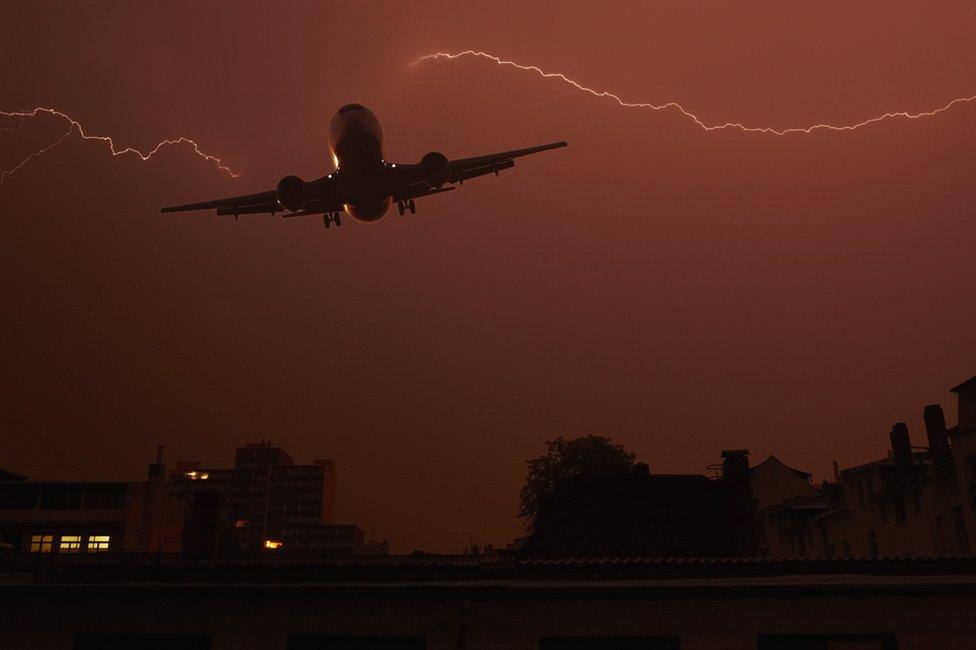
[199,472,209,480]
[58,535,82,553]
[264,539,283,550]
[234,519,248,528]
[29,534,53,553]
[87,535,110,552]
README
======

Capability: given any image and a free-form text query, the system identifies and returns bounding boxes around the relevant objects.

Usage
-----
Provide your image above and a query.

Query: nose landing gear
[322,212,342,228]
[397,200,416,216]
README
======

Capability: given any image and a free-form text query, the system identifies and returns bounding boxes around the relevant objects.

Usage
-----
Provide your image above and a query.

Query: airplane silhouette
[161,104,567,229]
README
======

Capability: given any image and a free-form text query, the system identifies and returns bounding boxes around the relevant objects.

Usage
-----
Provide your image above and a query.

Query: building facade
[757,373,976,558]
[0,450,185,555]
[170,440,368,554]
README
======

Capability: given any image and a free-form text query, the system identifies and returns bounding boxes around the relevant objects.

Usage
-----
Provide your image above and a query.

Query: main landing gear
[397,199,416,216]
[322,212,342,229]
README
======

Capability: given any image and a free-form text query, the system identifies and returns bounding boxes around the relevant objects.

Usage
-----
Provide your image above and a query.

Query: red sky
[1,1,974,552]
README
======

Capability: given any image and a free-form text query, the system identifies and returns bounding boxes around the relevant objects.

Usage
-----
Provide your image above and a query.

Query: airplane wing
[446,141,567,182]
[160,176,342,217]
[390,141,567,201]
[160,189,281,216]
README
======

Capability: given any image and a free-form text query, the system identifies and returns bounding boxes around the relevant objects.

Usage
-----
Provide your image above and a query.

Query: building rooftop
[0,468,27,482]
[750,455,812,483]
[0,554,976,597]
[951,374,976,393]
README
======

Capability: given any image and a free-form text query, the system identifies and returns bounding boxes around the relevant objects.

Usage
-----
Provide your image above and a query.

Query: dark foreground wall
[1,555,975,649]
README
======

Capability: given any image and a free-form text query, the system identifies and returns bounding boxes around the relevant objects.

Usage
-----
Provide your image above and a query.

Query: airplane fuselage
[328,104,391,221]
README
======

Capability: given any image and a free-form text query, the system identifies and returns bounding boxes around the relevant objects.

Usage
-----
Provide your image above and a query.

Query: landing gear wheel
[397,201,406,216]
[407,199,416,215]
[322,212,342,229]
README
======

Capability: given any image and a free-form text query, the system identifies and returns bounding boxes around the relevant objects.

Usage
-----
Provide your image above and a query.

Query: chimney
[923,404,951,465]
[889,422,913,478]
[142,446,168,552]
[721,449,750,490]
[832,459,841,483]
[147,445,165,481]
[720,449,758,556]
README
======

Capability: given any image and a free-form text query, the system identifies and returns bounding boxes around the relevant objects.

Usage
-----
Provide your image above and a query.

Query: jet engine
[419,151,450,188]
[276,175,307,211]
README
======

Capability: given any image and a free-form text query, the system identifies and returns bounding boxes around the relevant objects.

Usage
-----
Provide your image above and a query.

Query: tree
[518,435,636,525]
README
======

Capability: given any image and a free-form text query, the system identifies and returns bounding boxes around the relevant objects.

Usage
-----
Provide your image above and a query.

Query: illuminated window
[29,534,53,553]
[234,519,248,528]
[87,535,110,552]
[264,539,283,550]
[59,535,82,553]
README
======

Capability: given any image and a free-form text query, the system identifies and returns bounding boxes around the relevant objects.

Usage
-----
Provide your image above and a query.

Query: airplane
[161,103,567,229]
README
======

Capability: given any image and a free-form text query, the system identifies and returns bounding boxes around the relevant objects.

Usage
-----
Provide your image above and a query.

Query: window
[933,516,947,553]
[866,477,874,498]
[40,486,83,510]
[1,531,23,551]
[953,506,970,554]
[841,540,852,555]
[758,633,896,649]
[867,529,879,557]
[84,486,125,510]
[912,491,922,515]
[0,484,39,509]
[58,535,82,553]
[856,480,865,504]
[287,636,426,650]
[893,496,906,524]
[87,535,110,552]
[74,634,211,650]
[29,534,53,553]
[539,638,679,650]
[879,501,888,524]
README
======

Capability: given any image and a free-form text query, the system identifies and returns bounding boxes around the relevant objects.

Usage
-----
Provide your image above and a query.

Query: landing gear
[322,212,342,229]
[397,200,416,216]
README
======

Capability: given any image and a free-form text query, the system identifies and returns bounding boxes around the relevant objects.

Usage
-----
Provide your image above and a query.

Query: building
[170,440,371,555]
[1,553,975,648]
[520,451,757,557]
[760,373,976,558]
[949,374,976,548]
[0,448,185,554]
[750,455,827,556]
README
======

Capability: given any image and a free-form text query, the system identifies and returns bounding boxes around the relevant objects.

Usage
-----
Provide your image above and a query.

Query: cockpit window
[338,103,365,114]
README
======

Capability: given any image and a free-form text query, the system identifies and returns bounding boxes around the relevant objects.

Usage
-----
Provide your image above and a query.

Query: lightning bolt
[415,50,976,135]
[1,107,239,185]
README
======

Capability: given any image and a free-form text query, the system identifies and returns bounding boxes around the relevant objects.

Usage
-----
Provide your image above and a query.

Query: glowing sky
[1,1,974,552]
